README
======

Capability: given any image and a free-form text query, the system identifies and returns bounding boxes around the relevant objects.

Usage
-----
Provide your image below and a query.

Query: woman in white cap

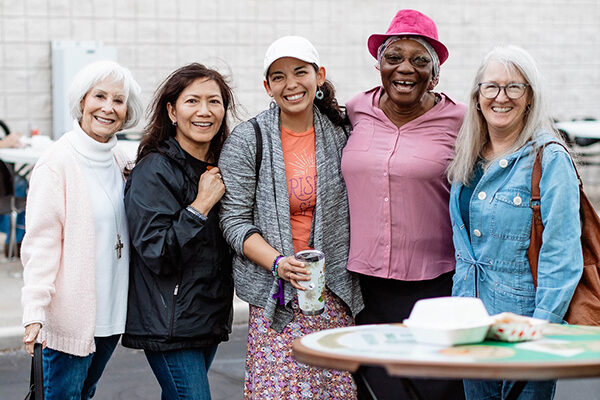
[341,9,466,400]
[219,36,363,399]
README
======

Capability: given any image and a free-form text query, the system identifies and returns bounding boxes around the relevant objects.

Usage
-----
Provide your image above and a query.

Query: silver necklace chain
[70,141,125,259]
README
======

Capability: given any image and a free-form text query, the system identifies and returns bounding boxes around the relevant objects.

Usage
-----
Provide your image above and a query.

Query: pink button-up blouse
[341,87,466,281]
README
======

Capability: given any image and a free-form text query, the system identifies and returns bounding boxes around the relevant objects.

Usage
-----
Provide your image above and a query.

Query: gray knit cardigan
[219,105,364,332]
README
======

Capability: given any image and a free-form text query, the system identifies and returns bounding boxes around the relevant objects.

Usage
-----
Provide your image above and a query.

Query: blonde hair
[447,45,561,185]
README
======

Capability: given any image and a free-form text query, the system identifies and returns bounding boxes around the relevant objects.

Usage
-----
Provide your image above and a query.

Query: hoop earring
[476,103,481,111]
[171,120,177,126]
[315,88,324,100]
[269,99,277,109]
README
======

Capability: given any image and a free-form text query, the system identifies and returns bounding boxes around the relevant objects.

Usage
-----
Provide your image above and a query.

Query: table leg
[7,208,17,259]
[356,368,426,400]
[356,368,379,400]
[399,378,426,400]
[504,381,527,400]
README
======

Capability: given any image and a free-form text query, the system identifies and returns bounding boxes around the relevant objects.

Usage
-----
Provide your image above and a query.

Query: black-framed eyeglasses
[478,82,530,99]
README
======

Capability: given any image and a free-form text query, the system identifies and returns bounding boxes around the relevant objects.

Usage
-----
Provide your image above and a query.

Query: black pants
[354,272,465,400]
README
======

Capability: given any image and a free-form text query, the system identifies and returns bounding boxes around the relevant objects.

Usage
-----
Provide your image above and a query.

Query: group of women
[20,7,582,400]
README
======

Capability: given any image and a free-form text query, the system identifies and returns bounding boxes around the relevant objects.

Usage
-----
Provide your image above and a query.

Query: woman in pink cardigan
[21,60,143,399]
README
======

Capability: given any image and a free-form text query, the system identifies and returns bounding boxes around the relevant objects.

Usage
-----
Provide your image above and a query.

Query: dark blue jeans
[144,345,218,400]
[464,379,556,400]
[42,335,120,400]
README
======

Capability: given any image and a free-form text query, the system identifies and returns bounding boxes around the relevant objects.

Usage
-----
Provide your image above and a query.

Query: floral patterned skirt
[244,289,357,400]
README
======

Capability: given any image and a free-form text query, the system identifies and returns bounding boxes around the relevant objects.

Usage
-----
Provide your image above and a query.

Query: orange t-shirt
[281,126,317,253]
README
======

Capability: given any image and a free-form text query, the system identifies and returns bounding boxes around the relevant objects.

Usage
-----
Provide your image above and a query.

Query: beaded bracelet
[272,255,284,277]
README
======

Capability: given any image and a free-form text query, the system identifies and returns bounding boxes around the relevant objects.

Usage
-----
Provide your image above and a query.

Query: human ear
[167,102,177,124]
[316,67,326,86]
[428,75,439,91]
[263,80,273,97]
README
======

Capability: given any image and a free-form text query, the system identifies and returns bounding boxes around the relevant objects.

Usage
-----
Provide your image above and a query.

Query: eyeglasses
[382,53,431,68]
[478,82,530,99]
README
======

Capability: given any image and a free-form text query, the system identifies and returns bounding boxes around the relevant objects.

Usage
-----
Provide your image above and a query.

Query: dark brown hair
[136,63,236,165]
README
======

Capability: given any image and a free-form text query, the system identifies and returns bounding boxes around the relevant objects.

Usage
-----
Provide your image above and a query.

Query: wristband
[186,205,207,222]
[272,255,284,277]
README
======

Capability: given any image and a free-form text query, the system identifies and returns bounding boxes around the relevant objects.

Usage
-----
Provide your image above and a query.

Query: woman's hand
[0,132,23,149]
[189,167,225,216]
[276,256,311,290]
[23,323,45,356]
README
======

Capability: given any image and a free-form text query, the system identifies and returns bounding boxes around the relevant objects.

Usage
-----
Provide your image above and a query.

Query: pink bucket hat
[367,9,449,65]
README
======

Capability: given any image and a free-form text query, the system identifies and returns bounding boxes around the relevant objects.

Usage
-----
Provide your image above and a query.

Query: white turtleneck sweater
[66,121,129,337]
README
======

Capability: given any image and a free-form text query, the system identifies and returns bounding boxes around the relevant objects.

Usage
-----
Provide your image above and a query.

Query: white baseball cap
[263,36,320,77]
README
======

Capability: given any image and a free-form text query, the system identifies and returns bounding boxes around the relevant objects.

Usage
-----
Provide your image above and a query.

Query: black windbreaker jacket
[122,137,233,351]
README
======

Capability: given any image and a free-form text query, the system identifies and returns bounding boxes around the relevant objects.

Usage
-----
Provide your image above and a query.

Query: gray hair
[447,45,561,185]
[377,36,440,79]
[68,60,143,130]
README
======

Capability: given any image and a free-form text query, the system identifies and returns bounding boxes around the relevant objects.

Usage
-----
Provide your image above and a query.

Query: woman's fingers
[23,323,41,356]
[277,257,311,284]
[288,267,311,281]
[289,278,305,290]
[23,323,41,344]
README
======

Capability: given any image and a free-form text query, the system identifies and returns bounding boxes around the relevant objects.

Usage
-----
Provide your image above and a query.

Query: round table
[292,323,600,399]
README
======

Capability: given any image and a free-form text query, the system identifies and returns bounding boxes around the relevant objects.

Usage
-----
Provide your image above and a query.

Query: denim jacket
[450,135,583,323]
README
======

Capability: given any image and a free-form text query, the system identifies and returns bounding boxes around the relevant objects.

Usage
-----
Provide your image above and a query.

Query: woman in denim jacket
[447,45,583,400]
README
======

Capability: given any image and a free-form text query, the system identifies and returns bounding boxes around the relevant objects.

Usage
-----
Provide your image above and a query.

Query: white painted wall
[1,0,599,136]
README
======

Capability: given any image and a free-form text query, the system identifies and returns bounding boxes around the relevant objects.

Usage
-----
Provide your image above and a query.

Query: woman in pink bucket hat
[341,9,466,400]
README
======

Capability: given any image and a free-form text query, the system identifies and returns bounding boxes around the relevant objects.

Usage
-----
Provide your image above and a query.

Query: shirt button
[477,191,487,200]
[384,197,389,202]
[513,195,522,206]
[473,229,482,237]
[383,172,388,177]
[499,159,508,168]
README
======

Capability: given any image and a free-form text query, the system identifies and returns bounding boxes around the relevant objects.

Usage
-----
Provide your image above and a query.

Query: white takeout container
[403,297,494,346]
[30,135,53,149]
[487,312,548,342]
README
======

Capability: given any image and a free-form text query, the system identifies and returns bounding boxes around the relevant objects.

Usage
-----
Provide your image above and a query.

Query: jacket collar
[157,136,201,182]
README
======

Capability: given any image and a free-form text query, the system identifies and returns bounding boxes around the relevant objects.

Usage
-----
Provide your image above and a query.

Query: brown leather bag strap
[529,147,544,288]
[530,147,543,205]
[540,141,583,186]
[528,140,580,289]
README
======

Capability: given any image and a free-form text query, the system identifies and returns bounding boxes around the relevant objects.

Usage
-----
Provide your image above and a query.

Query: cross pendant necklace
[115,234,123,259]
[75,143,125,260]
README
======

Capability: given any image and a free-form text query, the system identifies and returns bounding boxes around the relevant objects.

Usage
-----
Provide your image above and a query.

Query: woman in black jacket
[123,63,235,400]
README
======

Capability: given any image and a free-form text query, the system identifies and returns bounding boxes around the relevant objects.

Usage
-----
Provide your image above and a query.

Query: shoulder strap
[341,124,349,138]
[534,140,583,188]
[529,140,581,288]
[249,118,262,179]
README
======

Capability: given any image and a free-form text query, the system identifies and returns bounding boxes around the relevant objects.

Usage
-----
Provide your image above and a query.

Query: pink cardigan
[21,130,128,357]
